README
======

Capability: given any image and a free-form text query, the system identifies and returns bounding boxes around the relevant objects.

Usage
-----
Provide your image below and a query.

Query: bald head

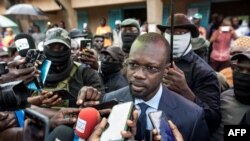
[130,32,171,64]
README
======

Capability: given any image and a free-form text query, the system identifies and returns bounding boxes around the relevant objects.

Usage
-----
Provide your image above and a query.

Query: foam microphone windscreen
[75,107,100,139]
[46,125,74,141]
[14,33,36,57]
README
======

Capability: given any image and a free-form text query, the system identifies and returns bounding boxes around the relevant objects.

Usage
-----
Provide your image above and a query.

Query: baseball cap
[44,27,71,48]
[100,47,124,63]
[69,28,88,38]
[121,19,140,31]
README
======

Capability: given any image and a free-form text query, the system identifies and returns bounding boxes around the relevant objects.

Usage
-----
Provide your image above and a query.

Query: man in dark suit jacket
[102,33,210,141]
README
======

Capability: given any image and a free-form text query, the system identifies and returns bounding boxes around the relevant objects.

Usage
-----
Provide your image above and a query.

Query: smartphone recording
[24,109,50,141]
[100,101,134,141]
[149,110,175,141]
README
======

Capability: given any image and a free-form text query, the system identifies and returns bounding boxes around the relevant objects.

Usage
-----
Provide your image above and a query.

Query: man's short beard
[129,85,145,99]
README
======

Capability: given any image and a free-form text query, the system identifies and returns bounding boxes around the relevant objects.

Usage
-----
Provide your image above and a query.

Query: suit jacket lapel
[158,86,177,120]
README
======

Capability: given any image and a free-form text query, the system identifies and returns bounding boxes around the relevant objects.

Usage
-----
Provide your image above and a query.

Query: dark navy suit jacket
[102,86,210,141]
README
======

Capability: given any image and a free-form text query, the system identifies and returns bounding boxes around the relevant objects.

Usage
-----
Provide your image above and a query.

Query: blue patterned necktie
[135,102,149,140]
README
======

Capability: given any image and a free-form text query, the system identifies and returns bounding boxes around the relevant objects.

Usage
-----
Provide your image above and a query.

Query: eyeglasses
[125,61,164,74]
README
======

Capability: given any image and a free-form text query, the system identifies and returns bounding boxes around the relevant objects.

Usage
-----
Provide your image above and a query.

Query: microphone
[46,125,74,141]
[14,33,36,57]
[75,107,100,140]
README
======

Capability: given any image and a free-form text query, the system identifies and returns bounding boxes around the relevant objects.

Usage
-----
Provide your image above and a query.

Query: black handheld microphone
[46,125,74,141]
[14,33,36,57]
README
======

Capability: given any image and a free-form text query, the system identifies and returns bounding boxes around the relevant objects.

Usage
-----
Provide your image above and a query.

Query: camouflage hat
[231,36,250,54]
[44,27,71,48]
[121,18,140,31]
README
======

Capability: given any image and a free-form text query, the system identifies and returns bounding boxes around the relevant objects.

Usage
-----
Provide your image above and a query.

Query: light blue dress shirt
[134,84,163,130]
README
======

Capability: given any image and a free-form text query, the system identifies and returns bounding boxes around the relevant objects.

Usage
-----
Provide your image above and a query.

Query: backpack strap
[56,62,81,90]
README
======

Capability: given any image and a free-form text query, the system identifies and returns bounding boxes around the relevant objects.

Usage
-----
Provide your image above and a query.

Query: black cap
[69,28,88,38]
[100,47,124,63]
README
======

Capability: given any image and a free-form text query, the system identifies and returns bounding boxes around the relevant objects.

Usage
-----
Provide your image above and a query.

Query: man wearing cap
[211,40,250,141]
[112,20,122,48]
[158,13,221,134]
[93,35,105,53]
[29,27,103,107]
[219,36,250,87]
[120,18,140,56]
[192,13,207,38]
[99,46,128,93]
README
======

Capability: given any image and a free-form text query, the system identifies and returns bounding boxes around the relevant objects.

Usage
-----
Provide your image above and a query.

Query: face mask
[233,71,250,105]
[122,32,139,53]
[101,62,121,75]
[164,32,192,58]
[44,46,71,72]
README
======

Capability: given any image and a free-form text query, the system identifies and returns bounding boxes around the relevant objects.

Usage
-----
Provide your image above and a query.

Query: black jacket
[176,51,221,134]
[68,64,103,106]
[100,71,128,93]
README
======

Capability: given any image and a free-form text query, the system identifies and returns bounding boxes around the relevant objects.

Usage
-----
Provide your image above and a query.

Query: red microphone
[75,107,100,140]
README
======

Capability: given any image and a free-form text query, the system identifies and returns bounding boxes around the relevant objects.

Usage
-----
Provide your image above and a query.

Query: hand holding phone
[23,109,50,141]
[149,111,175,141]
[40,91,62,106]
[100,101,134,141]
[80,39,92,50]
[52,89,75,100]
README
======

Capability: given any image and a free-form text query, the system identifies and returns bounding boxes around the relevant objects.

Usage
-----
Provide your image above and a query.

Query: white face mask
[164,32,192,58]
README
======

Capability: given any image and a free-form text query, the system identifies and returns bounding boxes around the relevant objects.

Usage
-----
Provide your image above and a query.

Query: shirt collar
[134,84,163,110]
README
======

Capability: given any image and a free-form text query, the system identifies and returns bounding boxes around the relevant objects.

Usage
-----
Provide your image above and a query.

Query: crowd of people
[0,11,250,141]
